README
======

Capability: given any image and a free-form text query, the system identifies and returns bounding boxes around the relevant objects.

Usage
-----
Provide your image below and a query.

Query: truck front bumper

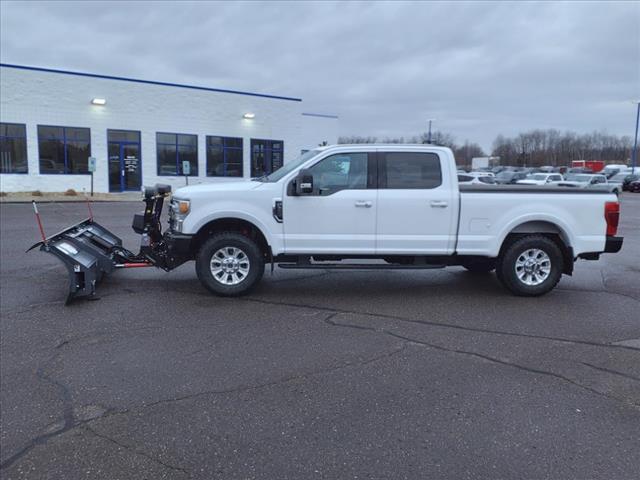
[165,232,195,257]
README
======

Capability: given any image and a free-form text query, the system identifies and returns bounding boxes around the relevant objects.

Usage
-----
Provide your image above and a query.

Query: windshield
[496,171,514,179]
[258,149,322,182]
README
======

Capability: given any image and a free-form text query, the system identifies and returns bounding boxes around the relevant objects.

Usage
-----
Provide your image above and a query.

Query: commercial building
[0,63,338,193]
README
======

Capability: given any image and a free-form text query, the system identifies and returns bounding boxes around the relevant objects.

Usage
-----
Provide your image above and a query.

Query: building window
[0,123,28,174]
[206,136,243,177]
[251,139,283,177]
[156,133,198,176]
[38,126,91,174]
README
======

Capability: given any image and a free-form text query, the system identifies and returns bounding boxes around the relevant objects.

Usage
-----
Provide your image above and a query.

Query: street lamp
[426,118,435,144]
[631,100,640,174]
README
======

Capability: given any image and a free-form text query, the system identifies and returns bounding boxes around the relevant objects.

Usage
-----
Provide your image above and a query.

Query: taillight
[604,201,619,236]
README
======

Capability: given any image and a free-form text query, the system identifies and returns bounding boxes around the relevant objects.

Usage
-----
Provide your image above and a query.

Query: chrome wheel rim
[210,247,250,285]
[515,248,551,286]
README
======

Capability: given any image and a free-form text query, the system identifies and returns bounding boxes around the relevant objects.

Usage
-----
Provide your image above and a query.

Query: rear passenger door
[376,150,457,254]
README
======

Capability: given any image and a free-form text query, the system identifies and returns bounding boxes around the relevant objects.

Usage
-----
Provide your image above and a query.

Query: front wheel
[496,235,563,296]
[196,232,265,296]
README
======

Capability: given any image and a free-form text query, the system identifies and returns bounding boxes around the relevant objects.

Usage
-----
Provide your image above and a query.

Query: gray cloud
[1,0,638,150]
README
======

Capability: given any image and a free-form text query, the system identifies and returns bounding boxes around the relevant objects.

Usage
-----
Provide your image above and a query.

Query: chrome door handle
[355,201,373,208]
[430,200,448,208]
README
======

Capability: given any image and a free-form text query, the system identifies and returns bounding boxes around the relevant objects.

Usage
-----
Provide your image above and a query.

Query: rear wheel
[496,235,563,296]
[196,232,264,296]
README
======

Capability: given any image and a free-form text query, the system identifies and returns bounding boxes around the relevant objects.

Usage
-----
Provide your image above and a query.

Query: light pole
[426,118,435,144]
[631,100,640,174]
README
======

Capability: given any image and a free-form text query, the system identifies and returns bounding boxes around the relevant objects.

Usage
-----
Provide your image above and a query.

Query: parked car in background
[602,164,629,178]
[495,171,528,184]
[628,179,640,193]
[517,173,564,185]
[622,173,640,191]
[567,167,594,175]
[608,171,635,191]
[553,174,621,194]
[458,172,496,184]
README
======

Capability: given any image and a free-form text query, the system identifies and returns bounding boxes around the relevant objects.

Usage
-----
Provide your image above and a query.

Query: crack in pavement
[580,361,640,383]
[0,316,407,472]
[240,296,640,352]
[322,315,640,409]
[556,285,640,303]
[82,425,190,476]
[140,337,408,411]
[0,351,76,471]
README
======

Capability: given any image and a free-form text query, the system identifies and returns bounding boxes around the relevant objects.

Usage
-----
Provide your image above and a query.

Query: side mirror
[295,168,314,195]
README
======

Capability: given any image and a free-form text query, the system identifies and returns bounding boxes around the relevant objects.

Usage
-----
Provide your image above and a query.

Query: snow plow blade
[28,184,183,305]
[27,219,126,305]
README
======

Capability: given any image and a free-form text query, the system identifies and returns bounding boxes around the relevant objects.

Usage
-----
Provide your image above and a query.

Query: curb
[1,195,141,204]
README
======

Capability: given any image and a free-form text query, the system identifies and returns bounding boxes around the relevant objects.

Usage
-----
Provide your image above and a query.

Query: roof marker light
[243,112,255,119]
[91,98,106,105]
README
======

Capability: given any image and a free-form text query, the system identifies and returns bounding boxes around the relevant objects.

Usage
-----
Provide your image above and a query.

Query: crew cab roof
[316,144,454,154]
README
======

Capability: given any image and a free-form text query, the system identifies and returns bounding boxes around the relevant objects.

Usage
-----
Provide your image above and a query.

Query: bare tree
[490,129,632,166]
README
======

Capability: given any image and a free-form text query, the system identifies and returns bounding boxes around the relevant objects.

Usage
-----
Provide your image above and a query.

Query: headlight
[170,198,190,233]
[178,200,190,214]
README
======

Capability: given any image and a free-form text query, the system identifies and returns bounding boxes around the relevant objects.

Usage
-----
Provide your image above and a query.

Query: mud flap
[27,219,125,305]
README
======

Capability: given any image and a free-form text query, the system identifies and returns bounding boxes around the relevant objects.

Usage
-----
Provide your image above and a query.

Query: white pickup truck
[161,145,623,297]
[32,145,624,303]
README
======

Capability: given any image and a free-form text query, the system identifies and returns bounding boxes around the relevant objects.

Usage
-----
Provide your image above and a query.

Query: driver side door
[282,151,377,254]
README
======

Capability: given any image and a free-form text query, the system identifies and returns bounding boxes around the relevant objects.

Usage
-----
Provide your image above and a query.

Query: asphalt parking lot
[1,195,639,480]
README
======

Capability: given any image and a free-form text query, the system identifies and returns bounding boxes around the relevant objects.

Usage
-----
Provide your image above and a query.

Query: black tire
[196,232,265,296]
[496,235,563,296]
[461,257,496,273]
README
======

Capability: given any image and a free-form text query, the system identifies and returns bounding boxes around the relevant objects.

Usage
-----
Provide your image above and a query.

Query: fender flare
[494,213,574,257]
[191,211,275,247]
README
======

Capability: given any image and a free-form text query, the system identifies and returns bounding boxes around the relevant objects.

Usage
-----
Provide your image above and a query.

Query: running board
[278,263,445,270]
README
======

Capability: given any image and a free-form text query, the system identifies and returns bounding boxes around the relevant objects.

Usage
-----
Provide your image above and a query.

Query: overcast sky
[1,1,638,150]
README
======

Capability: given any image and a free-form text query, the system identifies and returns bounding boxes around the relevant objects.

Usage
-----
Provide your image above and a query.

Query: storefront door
[108,130,141,192]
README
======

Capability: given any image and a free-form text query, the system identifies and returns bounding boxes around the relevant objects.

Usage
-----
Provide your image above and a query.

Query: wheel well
[193,218,270,257]
[500,221,574,275]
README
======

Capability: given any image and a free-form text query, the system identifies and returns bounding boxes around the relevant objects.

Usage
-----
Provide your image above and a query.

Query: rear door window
[380,152,442,189]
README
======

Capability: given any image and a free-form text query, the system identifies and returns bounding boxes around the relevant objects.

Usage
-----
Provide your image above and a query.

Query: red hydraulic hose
[32,201,47,243]
[85,197,94,221]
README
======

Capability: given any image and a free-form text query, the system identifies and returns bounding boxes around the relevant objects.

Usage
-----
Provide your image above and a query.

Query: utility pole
[425,118,435,144]
[632,100,640,174]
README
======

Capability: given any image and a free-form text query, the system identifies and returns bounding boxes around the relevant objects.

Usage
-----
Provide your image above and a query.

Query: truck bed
[456,185,616,257]
[458,184,612,194]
